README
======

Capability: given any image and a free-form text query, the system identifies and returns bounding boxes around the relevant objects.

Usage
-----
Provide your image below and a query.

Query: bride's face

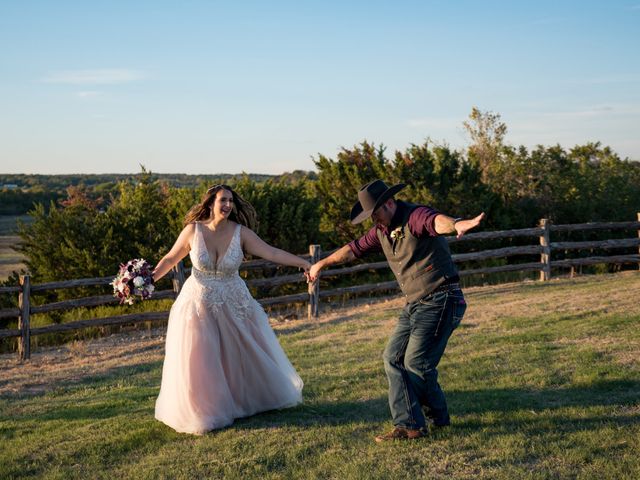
[211,188,234,219]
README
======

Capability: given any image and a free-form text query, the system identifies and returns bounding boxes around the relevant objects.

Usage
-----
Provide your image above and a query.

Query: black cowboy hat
[350,179,406,224]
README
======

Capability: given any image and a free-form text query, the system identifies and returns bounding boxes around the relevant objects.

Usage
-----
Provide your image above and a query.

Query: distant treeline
[0,171,314,215]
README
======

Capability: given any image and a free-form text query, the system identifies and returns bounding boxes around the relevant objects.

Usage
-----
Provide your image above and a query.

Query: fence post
[171,261,185,295]
[18,275,31,361]
[308,245,321,320]
[539,219,551,281]
[637,212,640,271]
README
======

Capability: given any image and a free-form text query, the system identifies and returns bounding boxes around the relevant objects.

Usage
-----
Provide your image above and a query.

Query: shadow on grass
[3,367,638,438]
[234,378,640,433]
[448,378,640,415]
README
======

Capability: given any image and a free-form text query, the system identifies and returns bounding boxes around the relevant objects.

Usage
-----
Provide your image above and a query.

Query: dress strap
[194,222,208,255]
[234,223,243,255]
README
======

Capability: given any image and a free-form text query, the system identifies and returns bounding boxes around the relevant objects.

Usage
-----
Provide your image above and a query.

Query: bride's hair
[183,184,258,230]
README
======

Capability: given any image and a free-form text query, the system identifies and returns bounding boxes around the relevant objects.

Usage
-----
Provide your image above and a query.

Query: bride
[151,184,309,434]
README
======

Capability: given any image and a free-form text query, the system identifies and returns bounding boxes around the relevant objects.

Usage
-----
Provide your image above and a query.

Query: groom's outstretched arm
[309,245,355,282]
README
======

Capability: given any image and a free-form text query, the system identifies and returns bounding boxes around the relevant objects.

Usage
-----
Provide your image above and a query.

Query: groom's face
[371,200,394,227]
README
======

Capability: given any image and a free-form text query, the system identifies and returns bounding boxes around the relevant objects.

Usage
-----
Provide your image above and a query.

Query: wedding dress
[155,222,303,434]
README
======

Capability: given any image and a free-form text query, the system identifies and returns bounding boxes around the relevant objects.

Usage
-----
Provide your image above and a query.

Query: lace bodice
[185,222,254,320]
[190,222,244,278]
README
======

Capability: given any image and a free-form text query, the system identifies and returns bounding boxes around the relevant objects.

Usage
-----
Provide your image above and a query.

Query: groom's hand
[309,263,322,283]
[455,212,486,239]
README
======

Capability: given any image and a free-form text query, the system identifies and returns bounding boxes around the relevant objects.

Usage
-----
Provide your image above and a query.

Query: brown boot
[374,426,426,443]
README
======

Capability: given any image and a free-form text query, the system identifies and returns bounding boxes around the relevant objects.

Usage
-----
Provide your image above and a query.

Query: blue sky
[1,1,639,175]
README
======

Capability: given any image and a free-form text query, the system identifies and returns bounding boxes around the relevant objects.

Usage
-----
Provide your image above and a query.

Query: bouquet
[111,258,155,305]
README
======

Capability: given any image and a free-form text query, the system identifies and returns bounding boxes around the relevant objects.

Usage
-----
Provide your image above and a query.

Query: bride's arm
[240,226,310,271]
[152,223,195,282]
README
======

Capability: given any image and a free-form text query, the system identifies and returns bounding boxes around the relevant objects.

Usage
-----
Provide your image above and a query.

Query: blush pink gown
[155,223,303,434]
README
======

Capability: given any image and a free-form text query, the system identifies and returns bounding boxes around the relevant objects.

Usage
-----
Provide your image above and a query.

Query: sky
[1,0,639,175]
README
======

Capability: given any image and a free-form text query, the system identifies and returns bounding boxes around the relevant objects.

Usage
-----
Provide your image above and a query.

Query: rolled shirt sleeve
[347,226,383,258]
[408,206,440,237]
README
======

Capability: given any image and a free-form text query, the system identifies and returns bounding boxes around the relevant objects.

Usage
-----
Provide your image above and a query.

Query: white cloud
[43,69,143,85]
[76,91,103,99]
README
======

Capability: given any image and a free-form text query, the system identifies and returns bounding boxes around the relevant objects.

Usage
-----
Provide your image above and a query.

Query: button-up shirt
[348,203,440,258]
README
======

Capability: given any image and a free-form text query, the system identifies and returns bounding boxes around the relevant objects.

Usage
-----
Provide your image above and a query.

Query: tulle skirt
[154,276,303,434]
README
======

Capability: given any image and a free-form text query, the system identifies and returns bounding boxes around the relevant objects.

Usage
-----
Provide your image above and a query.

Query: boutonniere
[390,227,404,240]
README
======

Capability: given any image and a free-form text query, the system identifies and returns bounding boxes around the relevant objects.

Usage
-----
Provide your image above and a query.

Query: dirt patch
[0,329,166,397]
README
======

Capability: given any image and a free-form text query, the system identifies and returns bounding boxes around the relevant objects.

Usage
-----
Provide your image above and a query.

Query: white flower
[147,284,155,293]
[390,227,404,240]
[133,276,145,288]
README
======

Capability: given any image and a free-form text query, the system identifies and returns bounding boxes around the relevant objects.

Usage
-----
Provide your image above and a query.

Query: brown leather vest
[377,201,459,303]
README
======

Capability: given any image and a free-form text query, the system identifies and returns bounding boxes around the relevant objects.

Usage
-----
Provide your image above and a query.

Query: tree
[313,141,389,246]
[17,170,176,283]
[314,139,493,244]
[233,175,321,254]
[463,106,508,183]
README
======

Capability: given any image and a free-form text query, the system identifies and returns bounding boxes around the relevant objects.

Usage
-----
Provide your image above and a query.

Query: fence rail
[2,216,639,361]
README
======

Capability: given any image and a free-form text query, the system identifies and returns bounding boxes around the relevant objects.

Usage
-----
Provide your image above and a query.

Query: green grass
[0,215,32,236]
[0,215,29,280]
[1,273,639,479]
[0,231,25,281]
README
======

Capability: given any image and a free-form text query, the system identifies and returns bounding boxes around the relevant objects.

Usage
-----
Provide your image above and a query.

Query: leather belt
[431,282,461,294]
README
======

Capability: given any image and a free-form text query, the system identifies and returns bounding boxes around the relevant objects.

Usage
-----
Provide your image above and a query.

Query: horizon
[1,1,639,175]
[0,170,308,177]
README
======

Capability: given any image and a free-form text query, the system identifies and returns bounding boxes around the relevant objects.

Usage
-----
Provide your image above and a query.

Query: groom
[309,179,484,442]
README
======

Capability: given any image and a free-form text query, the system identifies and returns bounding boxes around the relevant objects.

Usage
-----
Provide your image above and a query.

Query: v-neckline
[200,222,237,270]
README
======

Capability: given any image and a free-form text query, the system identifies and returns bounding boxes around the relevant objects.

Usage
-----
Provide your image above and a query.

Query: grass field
[0,235,25,281]
[0,215,29,280]
[1,273,639,479]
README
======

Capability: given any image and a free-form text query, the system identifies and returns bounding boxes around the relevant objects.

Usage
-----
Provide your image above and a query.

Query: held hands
[300,260,312,283]
[454,212,486,239]
[308,263,322,283]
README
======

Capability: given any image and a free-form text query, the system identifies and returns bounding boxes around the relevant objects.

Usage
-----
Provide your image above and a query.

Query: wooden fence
[2,216,639,361]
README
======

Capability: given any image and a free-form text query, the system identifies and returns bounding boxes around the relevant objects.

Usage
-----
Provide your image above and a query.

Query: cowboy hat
[350,179,406,224]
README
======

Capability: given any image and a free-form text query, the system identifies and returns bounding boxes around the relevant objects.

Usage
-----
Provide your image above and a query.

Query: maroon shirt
[348,203,440,258]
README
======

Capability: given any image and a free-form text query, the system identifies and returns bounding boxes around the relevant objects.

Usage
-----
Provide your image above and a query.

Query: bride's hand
[301,261,312,283]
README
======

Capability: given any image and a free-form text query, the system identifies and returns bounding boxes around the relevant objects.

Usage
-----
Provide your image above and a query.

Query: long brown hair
[183,184,258,230]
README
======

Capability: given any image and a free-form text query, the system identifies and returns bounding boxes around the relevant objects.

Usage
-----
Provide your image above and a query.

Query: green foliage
[567,143,640,222]
[313,141,389,246]
[463,106,509,182]
[0,188,63,215]
[233,175,321,254]
[314,140,496,245]
[390,142,495,219]
[484,142,640,228]
[14,170,323,290]
[17,171,177,282]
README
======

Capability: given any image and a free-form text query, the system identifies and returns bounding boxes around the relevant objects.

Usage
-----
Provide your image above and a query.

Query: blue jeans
[382,288,467,429]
